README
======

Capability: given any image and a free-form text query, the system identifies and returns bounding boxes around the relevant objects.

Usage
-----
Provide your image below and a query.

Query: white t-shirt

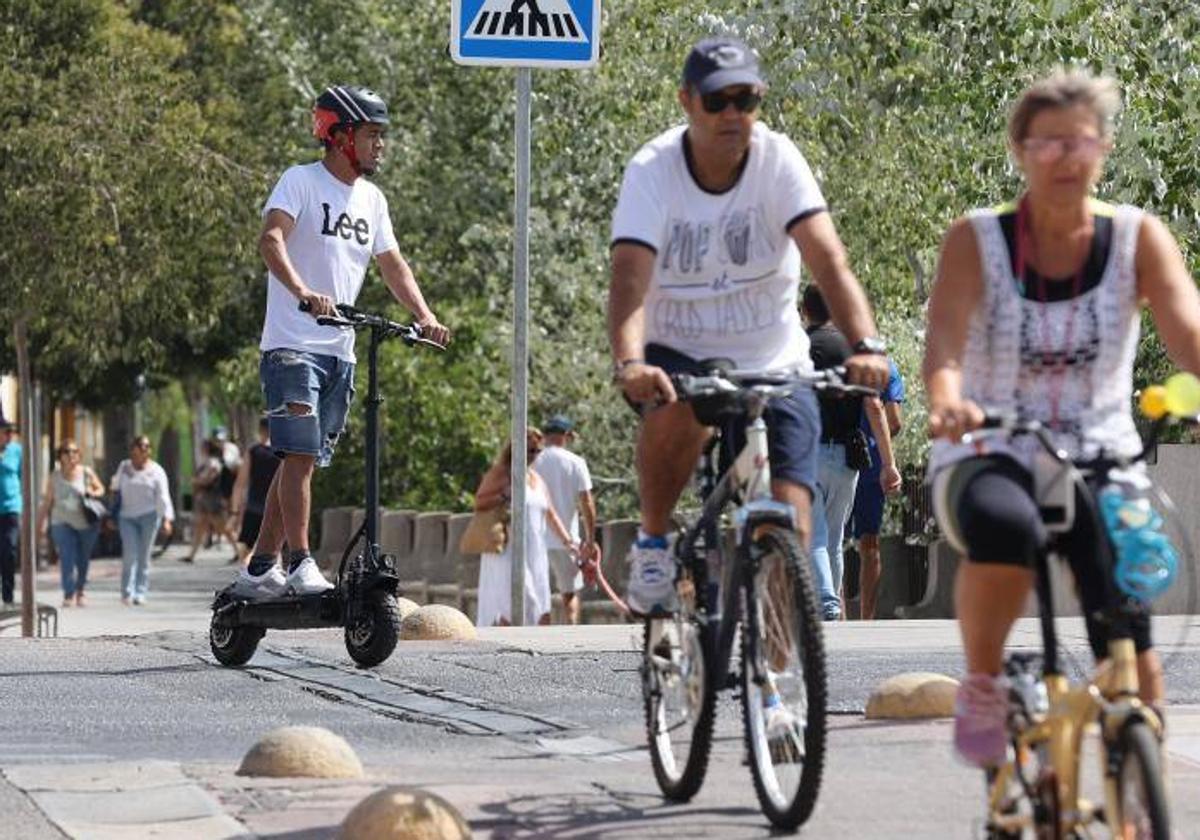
[259,162,399,362]
[532,445,593,550]
[611,122,826,371]
[112,459,176,521]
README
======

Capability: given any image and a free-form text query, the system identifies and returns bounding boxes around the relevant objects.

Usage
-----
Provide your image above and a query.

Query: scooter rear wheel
[345,589,402,668]
[210,619,265,667]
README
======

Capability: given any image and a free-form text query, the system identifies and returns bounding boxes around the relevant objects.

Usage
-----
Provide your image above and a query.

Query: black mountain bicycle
[640,364,874,830]
[209,303,443,668]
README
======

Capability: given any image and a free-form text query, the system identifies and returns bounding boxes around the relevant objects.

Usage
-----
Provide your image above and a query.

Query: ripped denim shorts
[260,348,355,468]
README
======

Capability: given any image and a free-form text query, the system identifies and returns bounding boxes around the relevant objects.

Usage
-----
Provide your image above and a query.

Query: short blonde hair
[1008,69,1121,144]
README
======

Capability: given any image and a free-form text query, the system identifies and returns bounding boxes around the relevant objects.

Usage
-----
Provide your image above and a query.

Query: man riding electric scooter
[233,84,450,601]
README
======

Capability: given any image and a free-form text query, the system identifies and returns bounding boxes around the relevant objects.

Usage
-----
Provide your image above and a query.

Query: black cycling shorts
[948,456,1151,659]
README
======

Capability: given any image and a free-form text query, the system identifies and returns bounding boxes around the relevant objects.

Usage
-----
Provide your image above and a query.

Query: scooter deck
[212,589,343,630]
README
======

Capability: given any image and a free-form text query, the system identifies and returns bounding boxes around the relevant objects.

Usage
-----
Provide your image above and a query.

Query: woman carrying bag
[471,429,579,627]
[37,440,105,607]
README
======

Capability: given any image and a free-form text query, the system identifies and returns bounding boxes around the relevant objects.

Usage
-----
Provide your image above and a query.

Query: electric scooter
[209,302,444,668]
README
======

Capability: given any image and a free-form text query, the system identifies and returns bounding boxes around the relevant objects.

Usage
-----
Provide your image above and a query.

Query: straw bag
[459,505,509,554]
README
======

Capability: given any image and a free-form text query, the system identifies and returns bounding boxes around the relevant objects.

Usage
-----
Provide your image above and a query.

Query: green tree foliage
[0,0,269,404]
[6,0,1200,517]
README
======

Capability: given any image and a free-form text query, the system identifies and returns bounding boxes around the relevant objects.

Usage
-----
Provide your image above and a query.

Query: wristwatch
[851,337,888,356]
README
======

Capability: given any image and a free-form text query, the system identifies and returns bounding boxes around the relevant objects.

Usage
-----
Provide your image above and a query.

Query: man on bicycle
[607,37,888,616]
[233,84,450,600]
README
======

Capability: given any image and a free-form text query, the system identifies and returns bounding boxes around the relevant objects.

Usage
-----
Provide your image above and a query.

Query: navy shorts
[851,462,885,537]
[639,343,820,494]
[260,348,355,468]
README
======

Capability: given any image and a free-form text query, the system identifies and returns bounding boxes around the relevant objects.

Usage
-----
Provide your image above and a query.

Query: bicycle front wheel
[642,612,715,802]
[740,524,827,830]
[1111,721,1170,840]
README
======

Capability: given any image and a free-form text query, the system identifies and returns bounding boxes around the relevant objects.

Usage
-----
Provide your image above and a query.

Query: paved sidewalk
[2,541,239,638]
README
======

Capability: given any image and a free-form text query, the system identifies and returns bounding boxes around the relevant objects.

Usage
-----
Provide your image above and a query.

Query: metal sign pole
[510,67,532,626]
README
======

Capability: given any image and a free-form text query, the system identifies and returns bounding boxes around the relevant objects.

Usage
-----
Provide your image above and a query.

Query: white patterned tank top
[930,198,1144,474]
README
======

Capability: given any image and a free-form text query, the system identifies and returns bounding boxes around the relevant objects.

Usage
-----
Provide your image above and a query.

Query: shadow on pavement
[474,787,764,839]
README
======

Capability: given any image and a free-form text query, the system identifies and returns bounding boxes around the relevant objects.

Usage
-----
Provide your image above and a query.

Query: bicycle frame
[671,394,799,692]
[976,423,1168,836]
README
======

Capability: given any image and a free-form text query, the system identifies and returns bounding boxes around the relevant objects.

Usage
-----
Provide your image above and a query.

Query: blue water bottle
[1098,483,1178,601]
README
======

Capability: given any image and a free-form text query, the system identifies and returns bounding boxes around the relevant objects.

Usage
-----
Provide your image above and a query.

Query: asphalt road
[2,552,1198,838]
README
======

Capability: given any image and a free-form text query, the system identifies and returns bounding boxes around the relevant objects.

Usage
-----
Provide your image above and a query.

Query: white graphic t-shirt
[610,122,826,371]
[533,446,593,550]
[259,162,399,362]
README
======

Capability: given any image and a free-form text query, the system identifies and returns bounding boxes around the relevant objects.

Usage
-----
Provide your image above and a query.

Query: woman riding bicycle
[923,69,1200,769]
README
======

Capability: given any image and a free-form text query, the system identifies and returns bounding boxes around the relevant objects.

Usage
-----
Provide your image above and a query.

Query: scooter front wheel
[210,617,265,667]
[345,589,402,668]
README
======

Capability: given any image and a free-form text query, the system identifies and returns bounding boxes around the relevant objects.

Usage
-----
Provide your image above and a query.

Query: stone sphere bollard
[340,786,472,840]
[396,597,421,621]
[400,604,476,641]
[237,726,364,778]
[865,672,959,720]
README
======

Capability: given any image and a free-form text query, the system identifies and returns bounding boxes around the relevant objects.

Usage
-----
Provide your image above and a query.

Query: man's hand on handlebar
[298,289,336,318]
[417,317,451,347]
[616,362,677,405]
[928,398,986,442]
[843,353,890,391]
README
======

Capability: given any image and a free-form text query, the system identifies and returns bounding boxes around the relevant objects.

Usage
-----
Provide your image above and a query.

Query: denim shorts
[260,348,355,468]
[640,343,820,494]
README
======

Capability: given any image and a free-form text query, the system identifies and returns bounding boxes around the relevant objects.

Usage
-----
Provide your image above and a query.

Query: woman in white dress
[473,429,578,626]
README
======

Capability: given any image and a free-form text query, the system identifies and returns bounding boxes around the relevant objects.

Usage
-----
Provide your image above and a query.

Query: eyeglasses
[1021,135,1106,163]
[700,89,762,114]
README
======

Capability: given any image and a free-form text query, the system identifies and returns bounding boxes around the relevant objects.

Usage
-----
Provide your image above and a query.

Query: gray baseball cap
[682,37,764,94]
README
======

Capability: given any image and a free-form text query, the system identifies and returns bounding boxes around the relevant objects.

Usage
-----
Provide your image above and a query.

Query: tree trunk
[158,424,181,516]
[13,319,34,637]
[101,404,136,481]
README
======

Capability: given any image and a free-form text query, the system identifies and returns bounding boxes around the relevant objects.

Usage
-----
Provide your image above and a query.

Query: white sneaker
[764,692,804,762]
[626,542,677,616]
[231,566,288,600]
[287,556,334,595]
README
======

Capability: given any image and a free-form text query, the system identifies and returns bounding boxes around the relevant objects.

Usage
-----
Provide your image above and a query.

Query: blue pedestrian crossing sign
[451,0,600,68]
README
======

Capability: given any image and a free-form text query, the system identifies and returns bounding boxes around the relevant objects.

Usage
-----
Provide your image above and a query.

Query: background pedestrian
[473,429,577,627]
[110,435,175,605]
[850,359,904,619]
[186,439,239,564]
[231,418,281,566]
[0,418,21,606]
[37,439,104,607]
[533,415,597,625]
[803,285,896,620]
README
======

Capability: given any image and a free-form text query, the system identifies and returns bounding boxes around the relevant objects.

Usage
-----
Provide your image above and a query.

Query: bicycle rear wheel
[1111,721,1170,840]
[643,608,715,801]
[740,524,827,829]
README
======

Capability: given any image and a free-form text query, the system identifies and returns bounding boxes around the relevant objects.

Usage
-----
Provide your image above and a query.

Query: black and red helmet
[312,85,390,143]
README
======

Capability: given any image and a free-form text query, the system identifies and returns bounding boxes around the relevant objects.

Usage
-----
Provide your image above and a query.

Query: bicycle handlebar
[671,366,878,402]
[298,301,446,351]
[967,412,1188,471]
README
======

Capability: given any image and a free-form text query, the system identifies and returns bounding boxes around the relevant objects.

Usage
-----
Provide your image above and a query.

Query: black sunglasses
[700,89,762,114]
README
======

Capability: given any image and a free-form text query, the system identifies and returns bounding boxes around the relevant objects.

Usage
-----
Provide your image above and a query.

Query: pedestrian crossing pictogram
[451,0,600,68]
[466,0,586,43]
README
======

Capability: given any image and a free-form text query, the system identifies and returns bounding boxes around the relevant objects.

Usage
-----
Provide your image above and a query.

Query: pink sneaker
[954,673,1009,768]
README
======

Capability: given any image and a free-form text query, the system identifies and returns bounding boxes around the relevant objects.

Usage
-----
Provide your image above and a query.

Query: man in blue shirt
[0,418,22,606]
[850,359,904,619]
